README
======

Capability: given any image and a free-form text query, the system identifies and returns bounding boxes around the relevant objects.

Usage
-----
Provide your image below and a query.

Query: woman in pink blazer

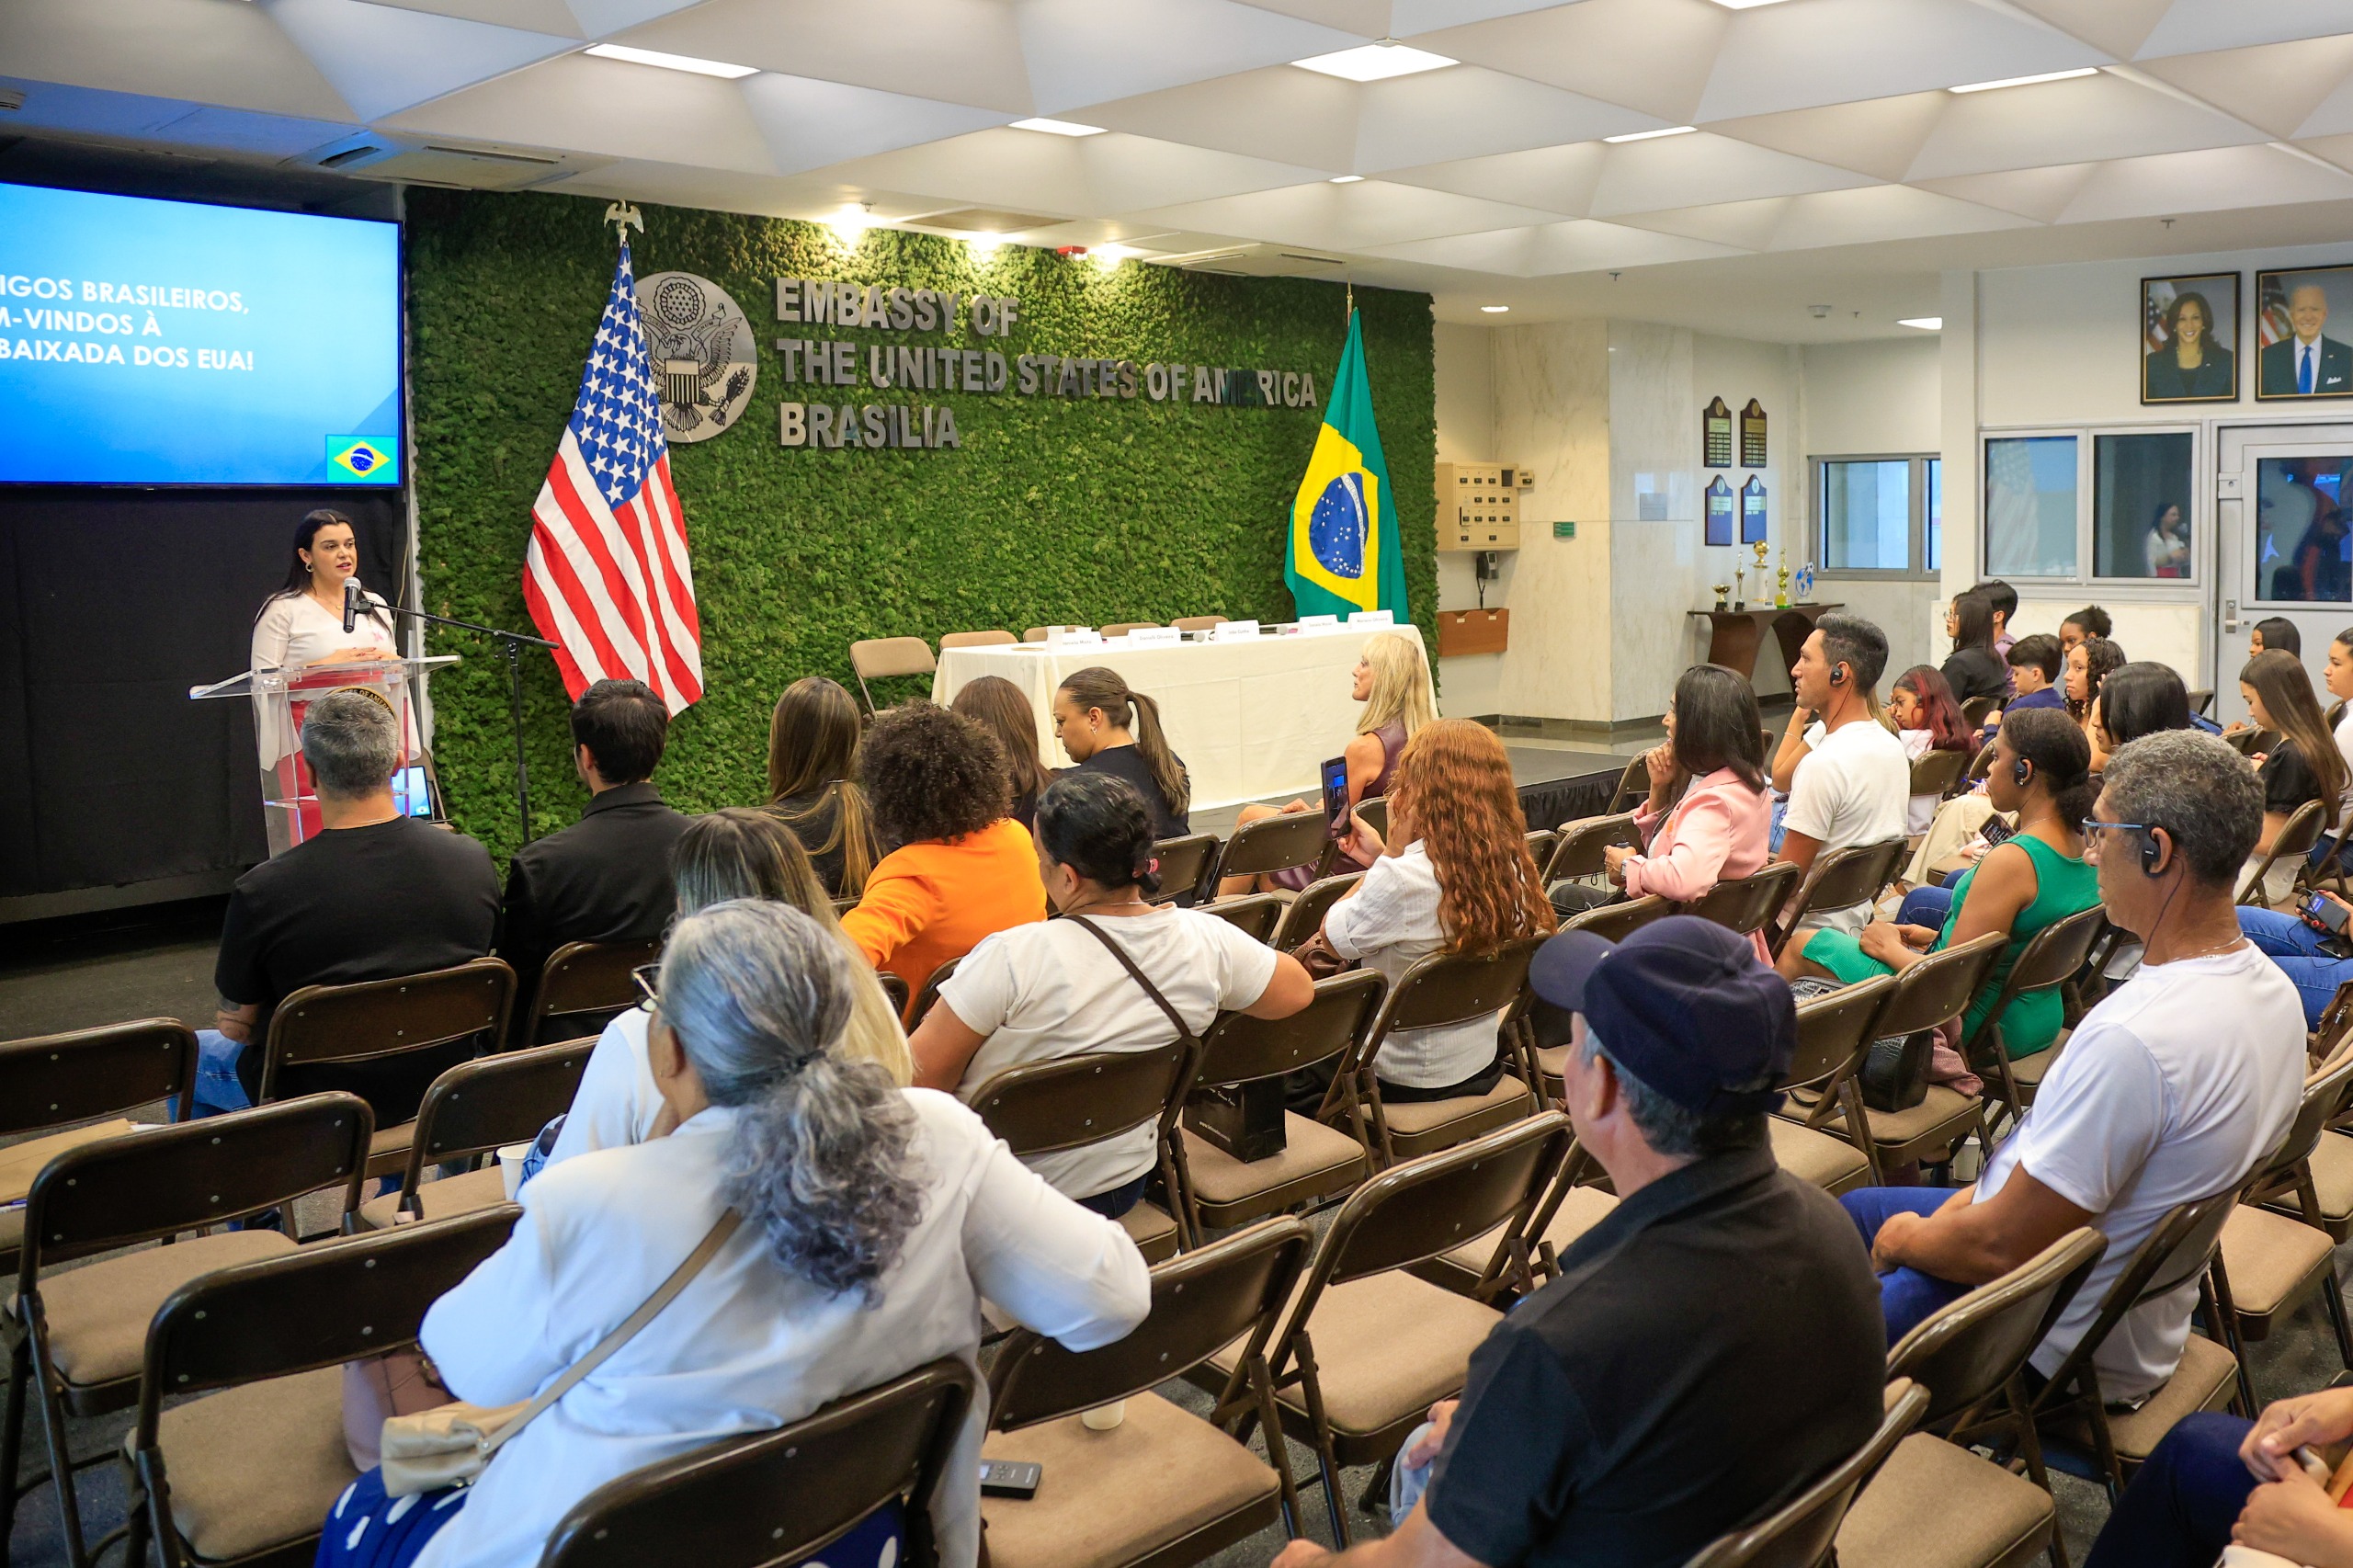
[1602,665,1775,960]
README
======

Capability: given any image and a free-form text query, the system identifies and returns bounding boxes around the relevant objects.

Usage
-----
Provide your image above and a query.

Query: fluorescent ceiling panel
[1290,42,1457,81]
[581,43,756,77]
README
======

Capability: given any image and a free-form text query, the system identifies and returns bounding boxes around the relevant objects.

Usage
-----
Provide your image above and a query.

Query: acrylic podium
[190,654,457,858]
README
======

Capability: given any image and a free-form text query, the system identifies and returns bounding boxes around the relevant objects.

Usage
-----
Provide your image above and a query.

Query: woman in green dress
[1790,707,2099,1059]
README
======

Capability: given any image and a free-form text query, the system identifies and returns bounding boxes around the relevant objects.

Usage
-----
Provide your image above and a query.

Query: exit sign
[1552,520,1575,539]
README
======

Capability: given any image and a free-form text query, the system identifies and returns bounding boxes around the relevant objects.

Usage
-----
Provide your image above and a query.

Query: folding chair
[1413,1138,1611,1302]
[2213,1048,2353,1402]
[1909,747,1971,802]
[1524,828,1558,872]
[6,1094,374,1568]
[969,1038,1200,1261]
[848,635,938,715]
[983,1221,1313,1566]
[1150,833,1221,906]
[880,971,911,1017]
[1561,893,1670,942]
[939,629,1017,649]
[1172,615,1229,633]
[1354,797,1389,841]
[0,1019,196,1278]
[2223,727,2277,759]
[1337,937,1545,1166]
[1272,872,1363,951]
[1101,622,1163,639]
[1959,906,2108,1141]
[1171,971,1383,1234]
[1191,1115,1574,1543]
[118,1206,517,1568]
[1688,1381,1928,1568]
[2189,687,2215,719]
[1604,755,1650,813]
[351,1039,597,1230]
[258,957,516,1178]
[1961,741,1998,793]
[1771,837,1907,957]
[523,937,661,1047]
[1823,933,2007,1179]
[1542,812,1642,883]
[2238,799,2326,908]
[1023,627,1051,642]
[908,957,962,1030]
[1211,814,1332,889]
[1680,861,1801,938]
[543,1358,974,1568]
[1960,696,1998,733]
[1196,894,1285,946]
[1769,975,1895,1192]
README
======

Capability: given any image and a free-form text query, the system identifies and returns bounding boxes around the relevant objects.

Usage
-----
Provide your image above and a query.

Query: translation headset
[1827,662,1847,687]
[2140,825,2166,874]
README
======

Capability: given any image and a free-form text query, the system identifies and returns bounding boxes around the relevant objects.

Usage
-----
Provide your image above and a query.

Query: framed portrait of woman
[2141,272,2238,404]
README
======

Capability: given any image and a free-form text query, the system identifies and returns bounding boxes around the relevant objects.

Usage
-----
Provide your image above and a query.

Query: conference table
[932,624,1430,812]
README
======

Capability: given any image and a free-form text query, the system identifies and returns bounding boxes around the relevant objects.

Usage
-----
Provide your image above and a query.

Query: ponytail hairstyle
[2242,648,2346,835]
[1033,772,1161,900]
[1056,666,1191,818]
[2061,605,2112,642]
[765,676,878,896]
[1893,665,1973,754]
[1388,719,1556,956]
[1356,632,1437,741]
[660,901,925,1301]
[2000,707,2098,836]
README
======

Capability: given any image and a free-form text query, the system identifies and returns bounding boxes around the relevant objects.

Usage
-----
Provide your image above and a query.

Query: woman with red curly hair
[1320,719,1557,1100]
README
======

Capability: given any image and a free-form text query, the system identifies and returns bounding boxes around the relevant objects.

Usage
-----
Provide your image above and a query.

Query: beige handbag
[380,1209,741,1497]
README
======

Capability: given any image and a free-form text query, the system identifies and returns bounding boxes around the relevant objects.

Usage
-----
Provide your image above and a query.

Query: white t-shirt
[2334,707,2353,814]
[546,1007,662,1166]
[1781,717,1912,937]
[1325,842,1507,1089]
[1976,942,2304,1399]
[1897,728,1938,836]
[939,906,1278,1201]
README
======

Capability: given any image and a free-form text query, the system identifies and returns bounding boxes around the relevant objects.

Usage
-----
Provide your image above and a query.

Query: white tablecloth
[931,625,1429,812]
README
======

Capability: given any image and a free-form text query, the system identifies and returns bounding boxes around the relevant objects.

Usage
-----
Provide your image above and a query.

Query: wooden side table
[1688,603,1844,679]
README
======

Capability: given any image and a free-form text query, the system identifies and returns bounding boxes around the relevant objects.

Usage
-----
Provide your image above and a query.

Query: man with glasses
[1840,731,2303,1407]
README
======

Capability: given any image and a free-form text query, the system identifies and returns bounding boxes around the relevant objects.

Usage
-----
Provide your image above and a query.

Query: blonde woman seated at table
[1319,720,1558,1101]
[548,808,910,1165]
[1217,631,1435,896]
[314,900,1149,1568]
[908,772,1313,1216]
[1563,665,1771,958]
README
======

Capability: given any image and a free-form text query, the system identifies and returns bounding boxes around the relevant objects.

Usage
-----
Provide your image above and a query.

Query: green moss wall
[404,188,1436,859]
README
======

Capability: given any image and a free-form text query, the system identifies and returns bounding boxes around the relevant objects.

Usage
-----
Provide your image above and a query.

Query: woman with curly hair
[2066,634,2128,768]
[1320,719,1557,1100]
[840,703,1048,1006]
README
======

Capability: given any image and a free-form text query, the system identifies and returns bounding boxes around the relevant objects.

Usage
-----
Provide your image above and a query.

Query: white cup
[497,1141,534,1198]
[1080,1400,1126,1432]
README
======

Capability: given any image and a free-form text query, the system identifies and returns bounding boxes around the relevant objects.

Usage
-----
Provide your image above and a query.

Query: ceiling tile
[2290,57,2353,138]
[559,0,702,33]
[1609,197,1790,251]
[826,128,1328,218]
[1013,0,1361,116]
[261,0,575,121]
[2139,34,2353,137]
[1417,0,1730,123]
[1759,184,2035,250]
[1226,0,1387,30]
[381,51,778,172]
[0,75,357,156]
[1131,178,1569,251]
[2137,0,2353,60]
[1078,67,1361,171]
[611,0,1031,114]
[2056,142,2353,222]
[2002,0,2173,60]
[738,74,1008,176]
[0,0,356,120]
[1364,218,1744,276]
[1904,70,2263,180]
[1705,93,1950,182]
[1380,142,1607,215]
[1586,131,1878,218]
[1391,0,1571,30]
[543,158,863,220]
[356,0,584,38]
[1354,66,1658,168]
[1912,163,2097,222]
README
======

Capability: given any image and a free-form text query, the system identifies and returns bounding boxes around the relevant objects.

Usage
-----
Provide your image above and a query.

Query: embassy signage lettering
[773,275,1318,453]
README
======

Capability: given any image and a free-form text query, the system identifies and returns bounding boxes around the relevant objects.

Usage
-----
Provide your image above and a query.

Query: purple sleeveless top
[1272,719,1408,890]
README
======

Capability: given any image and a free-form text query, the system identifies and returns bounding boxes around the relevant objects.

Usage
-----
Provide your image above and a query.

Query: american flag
[523,241,704,714]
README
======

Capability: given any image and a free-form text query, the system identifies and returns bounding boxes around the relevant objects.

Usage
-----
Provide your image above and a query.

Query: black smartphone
[980,1460,1041,1499]
[1321,756,1351,841]
[2304,891,2350,937]
[1978,817,2017,850]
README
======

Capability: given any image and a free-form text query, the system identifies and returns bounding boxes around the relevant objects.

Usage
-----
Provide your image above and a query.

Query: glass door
[2215,424,2353,726]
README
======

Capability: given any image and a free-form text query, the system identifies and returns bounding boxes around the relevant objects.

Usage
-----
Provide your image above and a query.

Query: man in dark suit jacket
[499,678,689,1038]
[2260,285,2353,396]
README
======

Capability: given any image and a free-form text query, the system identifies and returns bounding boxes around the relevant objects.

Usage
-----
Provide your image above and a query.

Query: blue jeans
[1768,797,1790,854]
[1392,1420,1437,1520]
[2081,1412,2255,1568]
[1896,886,1953,929]
[1840,1187,1972,1346]
[188,1028,254,1119]
[2238,906,2353,1029]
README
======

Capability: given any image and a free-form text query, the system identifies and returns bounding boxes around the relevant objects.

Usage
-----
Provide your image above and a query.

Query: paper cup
[497,1141,534,1198]
[1080,1401,1126,1432]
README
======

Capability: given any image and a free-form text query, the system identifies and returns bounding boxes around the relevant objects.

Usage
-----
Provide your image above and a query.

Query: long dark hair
[950,676,1053,808]
[1034,772,1161,900]
[278,509,356,595]
[2097,662,2191,747]
[1666,664,1765,794]
[1949,591,1994,654]
[2243,648,2346,834]
[2253,617,2302,658]
[1056,666,1190,818]
[1893,665,1973,753]
[765,677,876,895]
[2002,707,2098,835]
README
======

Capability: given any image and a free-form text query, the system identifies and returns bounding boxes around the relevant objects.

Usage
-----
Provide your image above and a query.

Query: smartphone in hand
[1321,756,1351,841]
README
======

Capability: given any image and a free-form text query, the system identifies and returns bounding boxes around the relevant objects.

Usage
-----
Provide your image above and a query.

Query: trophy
[1711,584,1731,612]
[1774,542,1790,608]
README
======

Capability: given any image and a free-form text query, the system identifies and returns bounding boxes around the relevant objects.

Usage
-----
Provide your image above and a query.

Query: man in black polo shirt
[498,678,688,1036]
[1274,916,1884,1568]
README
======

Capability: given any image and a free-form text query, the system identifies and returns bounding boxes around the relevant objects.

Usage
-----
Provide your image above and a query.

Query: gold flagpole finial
[603,201,644,240]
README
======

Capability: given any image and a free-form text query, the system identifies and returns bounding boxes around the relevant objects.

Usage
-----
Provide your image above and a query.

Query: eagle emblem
[634,271,757,444]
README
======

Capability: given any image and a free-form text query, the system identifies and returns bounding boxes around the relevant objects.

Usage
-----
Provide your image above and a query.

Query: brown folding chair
[1562,893,1670,942]
[2213,1049,2353,1405]
[908,956,962,1030]
[1543,812,1642,883]
[1022,627,1051,642]
[1960,695,1998,732]
[1273,871,1363,951]
[2189,687,2215,718]
[1414,1138,1611,1303]
[1771,837,1907,957]
[1959,906,2108,1140]
[1338,936,1544,1166]
[848,635,938,714]
[1354,797,1389,841]
[1196,893,1285,945]
[970,1038,1200,1261]
[259,957,515,1179]
[1605,755,1650,813]
[1190,1115,1575,1543]
[879,971,911,1017]
[2223,726,2277,759]
[1769,975,1895,1192]
[351,1039,597,1230]
[1101,621,1163,639]
[1172,971,1385,1234]
[524,937,661,1047]
[1211,813,1332,888]
[1524,828,1559,871]
[939,629,1017,649]
[983,1221,1313,1565]
[1149,833,1221,906]
[543,1358,974,1568]
[1172,615,1229,633]
[2238,799,2326,908]
[119,1206,518,1568]
[1823,933,2007,1178]
[1688,1381,1929,1568]
[6,1094,375,1568]
[1909,746,1970,801]
[1961,740,1998,792]
[1681,861,1801,938]
[0,1019,196,1278]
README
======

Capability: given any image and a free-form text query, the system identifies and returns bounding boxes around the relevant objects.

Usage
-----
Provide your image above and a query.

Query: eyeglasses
[631,962,662,1012]
[2079,819,2147,858]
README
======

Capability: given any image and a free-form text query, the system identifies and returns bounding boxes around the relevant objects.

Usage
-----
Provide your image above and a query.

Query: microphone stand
[358,595,557,845]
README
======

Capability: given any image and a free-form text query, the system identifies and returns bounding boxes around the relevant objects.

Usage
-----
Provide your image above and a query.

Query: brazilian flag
[1285,310,1406,620]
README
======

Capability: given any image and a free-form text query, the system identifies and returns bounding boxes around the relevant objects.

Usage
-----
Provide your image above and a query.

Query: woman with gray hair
[317,900,1150,1568]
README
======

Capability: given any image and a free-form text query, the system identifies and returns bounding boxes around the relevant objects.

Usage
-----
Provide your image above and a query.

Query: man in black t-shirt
[202,687,499,1122]
[1272,917,1883,1568]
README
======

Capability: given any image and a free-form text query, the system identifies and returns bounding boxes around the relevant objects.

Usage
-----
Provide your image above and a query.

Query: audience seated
[949,674,1057,832]
[907,772,1313,1216]
[1559,665,1769,957]
[1795,709,2098,1062]
[1978,577,2018,669]
[1320,719,1557,1101]
[315,900,1150,1568]
[1279,918,1881,1568]
[2239,647,2347,903]
[1770,613,1911,974]
[764,676,879,898]
[2086,1381,2353,1568]
[200,687,498,1121]
[841,703,1048,1005]
[1220,631,1435,895]
[2067,634,2128,768]
[1841,733,2304,1407]
[1939,589,2008,709]
[2253,614,2303,662]
[1889,664,1975,836]
[2059,604,2112,650]
[2329,628,2353,785]
[549,808,910,1164]
[497,678,688,1034]
[1050,665,1191,838]
[1979,632,2065,747]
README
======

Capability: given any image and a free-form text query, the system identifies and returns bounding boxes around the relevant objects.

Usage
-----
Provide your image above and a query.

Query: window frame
[1812,451,1939,582]
[1976,420,2204,593]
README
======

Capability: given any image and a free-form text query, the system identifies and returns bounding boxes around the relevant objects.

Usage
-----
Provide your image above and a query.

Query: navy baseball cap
[1529,915,1795,1115]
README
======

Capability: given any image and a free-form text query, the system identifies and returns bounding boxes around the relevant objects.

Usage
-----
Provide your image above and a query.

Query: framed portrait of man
[2141,272,2238,404]
[2256,265,2353,401]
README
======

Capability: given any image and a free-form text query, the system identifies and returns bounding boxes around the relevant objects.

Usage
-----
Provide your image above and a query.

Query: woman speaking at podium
[251,508,398,670]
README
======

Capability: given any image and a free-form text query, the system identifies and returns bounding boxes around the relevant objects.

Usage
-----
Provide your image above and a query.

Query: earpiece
[2141,828,2165,875]
[2012,757,2032,789]
[1828,664,1847,687]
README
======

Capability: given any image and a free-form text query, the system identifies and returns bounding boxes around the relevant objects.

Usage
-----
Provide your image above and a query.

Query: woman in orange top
[840,702,1048,1008]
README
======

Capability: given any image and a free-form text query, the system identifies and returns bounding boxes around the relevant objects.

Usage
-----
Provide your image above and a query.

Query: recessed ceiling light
[1711,0,1794,6]
[828,205,873,247]
[967,233,1005,256]
[1898,317,1943,330]
[582,43,757,79]
[1329,175,1364,184]
[1009,117,1106,136]
[1091,245,1131,272]
[1291,42,1457,82]
[1603,125,1698,143]
[1949,67,2097,94]
[1481,305,1508,313]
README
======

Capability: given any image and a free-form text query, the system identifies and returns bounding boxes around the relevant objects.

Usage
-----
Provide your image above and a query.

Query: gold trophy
[1774,542,1790,608]
[1711,584,1731,612]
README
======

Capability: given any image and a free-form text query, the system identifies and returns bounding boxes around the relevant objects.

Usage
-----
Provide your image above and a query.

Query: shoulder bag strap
[483,1207,743,1456]
[1064,914,1199,1048]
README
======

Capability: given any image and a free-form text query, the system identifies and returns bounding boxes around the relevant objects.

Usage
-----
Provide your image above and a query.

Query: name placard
[1045,626,1101,647]
[1123,626,1182,646]
[1347,609,1396,628]
[1211,619,1262,642]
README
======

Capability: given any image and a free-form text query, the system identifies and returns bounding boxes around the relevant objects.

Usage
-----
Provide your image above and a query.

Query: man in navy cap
[1272,916,1884,1568]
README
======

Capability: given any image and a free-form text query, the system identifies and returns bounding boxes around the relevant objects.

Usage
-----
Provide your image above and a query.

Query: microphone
[342,578,360,634]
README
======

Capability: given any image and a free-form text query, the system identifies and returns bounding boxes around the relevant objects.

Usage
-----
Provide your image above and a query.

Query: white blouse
[415,1092,1150,1568]
[543,1008,662,1165]
[247,584,401,767]
[1324,842,1506,1089]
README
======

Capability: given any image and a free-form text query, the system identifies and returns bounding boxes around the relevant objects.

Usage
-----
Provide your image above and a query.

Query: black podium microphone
[343,577,361,634]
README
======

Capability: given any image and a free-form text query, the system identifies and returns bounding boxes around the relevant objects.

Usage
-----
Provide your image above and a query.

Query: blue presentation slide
[0,183,402,486]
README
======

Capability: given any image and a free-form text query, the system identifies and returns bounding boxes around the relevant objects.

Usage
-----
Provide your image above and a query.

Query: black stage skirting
[1507,744,1630,832]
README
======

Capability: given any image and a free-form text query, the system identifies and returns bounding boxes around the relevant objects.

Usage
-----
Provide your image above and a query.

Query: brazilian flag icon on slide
[1286,310,1406,620]
[327,437,397,482]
